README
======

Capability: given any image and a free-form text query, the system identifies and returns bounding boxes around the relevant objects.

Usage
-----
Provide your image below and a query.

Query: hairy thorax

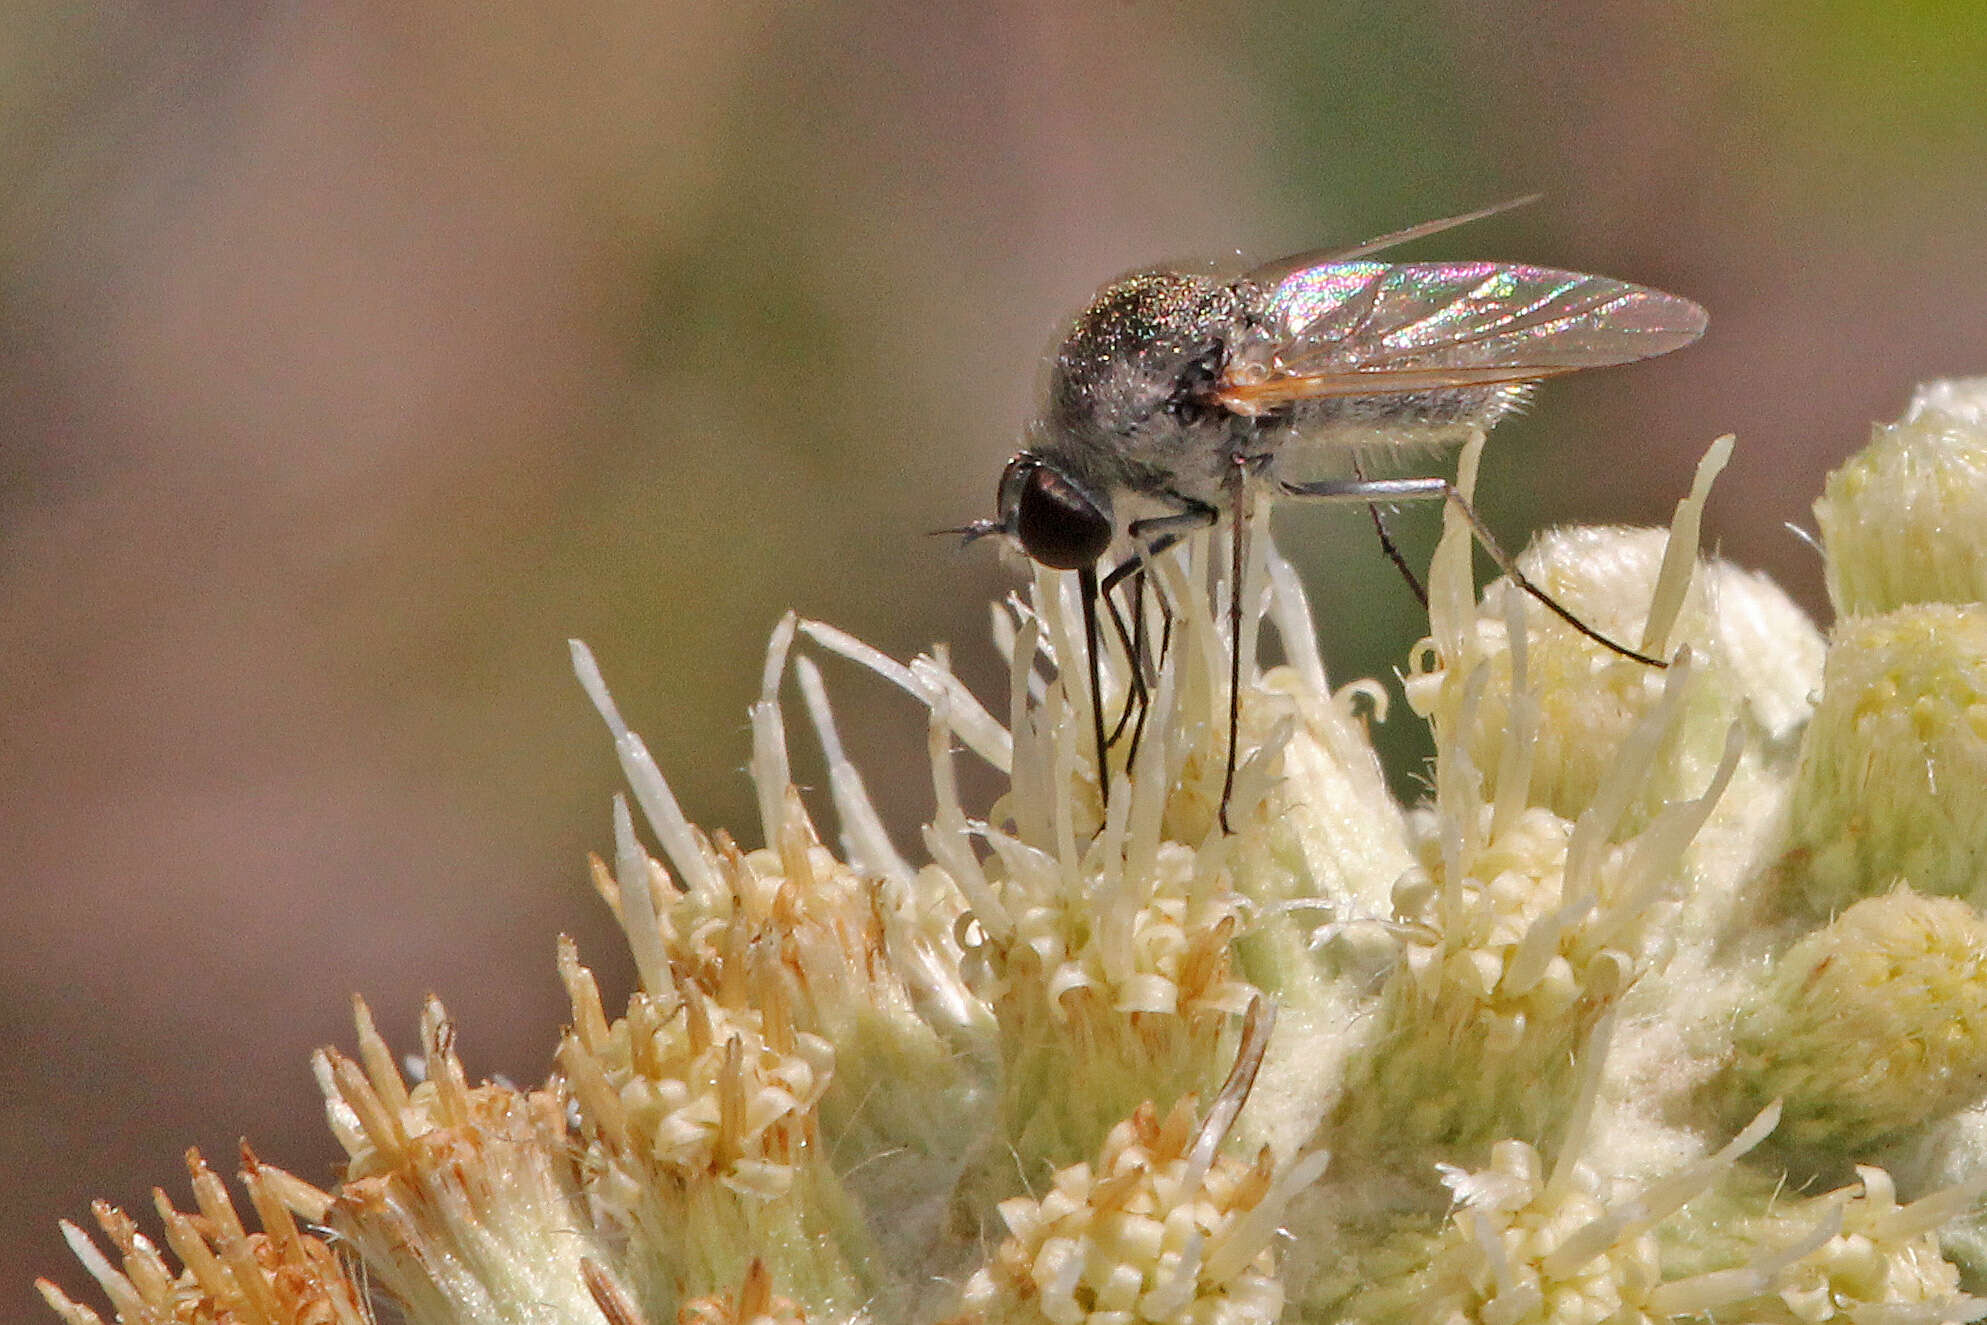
[1035,268,1522,517]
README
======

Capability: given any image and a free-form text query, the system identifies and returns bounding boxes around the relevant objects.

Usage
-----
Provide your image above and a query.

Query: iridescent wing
[1215,260,1707,412]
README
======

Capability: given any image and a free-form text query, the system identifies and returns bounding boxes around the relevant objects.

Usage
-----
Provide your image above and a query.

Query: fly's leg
[1097,567,1162,771]
[1098,562,1147,747]
[1279,475,1670,669]
[1098,560,1175,772]
[1130,576,1174,771]
[1110,485,1256,834]
[1220,455,1251,833]
[1085,499,1218,816]
[1115,503,1216,665]
[1077,563,1112,815]
[1353,454,1428,607]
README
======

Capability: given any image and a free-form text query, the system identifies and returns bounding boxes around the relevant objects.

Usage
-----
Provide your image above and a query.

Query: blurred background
[7,0,1986,1306]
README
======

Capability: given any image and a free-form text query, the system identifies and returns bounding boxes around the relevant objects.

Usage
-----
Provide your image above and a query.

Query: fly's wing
[1215,260,1707,411]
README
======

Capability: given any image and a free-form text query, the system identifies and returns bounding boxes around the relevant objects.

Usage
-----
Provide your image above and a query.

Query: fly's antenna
[936,518,1008,545]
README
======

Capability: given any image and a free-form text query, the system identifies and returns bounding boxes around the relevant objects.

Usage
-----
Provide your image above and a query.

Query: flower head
[44,383,1987,1325]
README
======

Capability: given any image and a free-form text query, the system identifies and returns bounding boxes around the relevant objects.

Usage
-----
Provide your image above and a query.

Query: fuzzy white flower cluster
[40,381,1987,1325]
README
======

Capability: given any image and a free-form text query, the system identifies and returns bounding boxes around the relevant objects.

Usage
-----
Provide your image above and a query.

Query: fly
[964,202,1708,831]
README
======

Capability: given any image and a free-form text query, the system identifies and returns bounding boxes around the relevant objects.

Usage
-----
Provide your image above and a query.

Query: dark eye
[1015,464,1112,570]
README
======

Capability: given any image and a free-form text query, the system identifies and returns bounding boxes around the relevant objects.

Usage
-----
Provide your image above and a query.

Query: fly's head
[976,270,1254,572]
[988,452,1114,571]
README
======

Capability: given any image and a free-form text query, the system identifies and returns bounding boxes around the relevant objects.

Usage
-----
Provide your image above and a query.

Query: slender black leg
[1101,497,1217,701]
[1353,455,1427,608]
[1127,503,1221,551]
[1077,564,1112,815]
[1129,567,1150,684]
[1101,564,1148,747]
[1125,568,1159,771]
[1279,475,1669,669]
[1220,457,1249,834]
[1095,500,1218,786]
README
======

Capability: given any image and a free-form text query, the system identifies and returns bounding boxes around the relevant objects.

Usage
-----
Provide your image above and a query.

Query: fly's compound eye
[1014,464,1112,570]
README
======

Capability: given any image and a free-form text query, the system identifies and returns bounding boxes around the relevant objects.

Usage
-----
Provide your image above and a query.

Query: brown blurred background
[8,0,1985,1307]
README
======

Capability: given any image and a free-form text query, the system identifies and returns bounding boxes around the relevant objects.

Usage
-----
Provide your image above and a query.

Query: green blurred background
[7,0,1986,1308]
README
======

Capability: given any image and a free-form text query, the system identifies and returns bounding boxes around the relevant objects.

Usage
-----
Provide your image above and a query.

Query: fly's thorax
[1037,270,1254,507]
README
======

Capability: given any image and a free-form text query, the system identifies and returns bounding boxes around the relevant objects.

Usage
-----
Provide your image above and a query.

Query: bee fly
[963,202,1708,831]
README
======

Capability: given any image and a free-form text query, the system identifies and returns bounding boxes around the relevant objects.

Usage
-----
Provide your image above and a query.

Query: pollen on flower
[957,1005,1326,1325]
[794,537,1336,1174]
[1328,799,1619,1161]
[554,930,883,1319]
[578,779,987,1180]
[1341,1100,1983,1324]
[36,1148,365,1325]
[316,994,612,1325]
[1326,719,1737,1166]
[1330,500,1743,1162]
[51,381,1987,1325]
[678,1259,809,1325]
[1367,1134,1671,1322]
[557,940,833,1198]
[959,1101,1284,1325]
[1722,1164,1987,1322]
